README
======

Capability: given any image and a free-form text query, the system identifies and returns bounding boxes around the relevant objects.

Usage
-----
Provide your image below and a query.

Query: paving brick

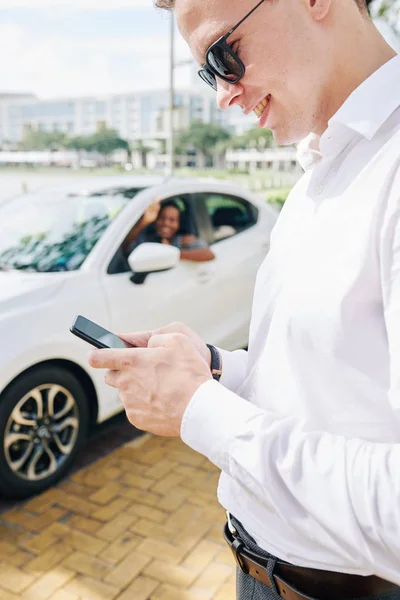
[164,503,203,531]
[215,546,235,566]
[114,575,159,600]
[3,507,67,533]
[22,490,59,514]
[89,483,122,505]
[168,449,206,467]
[28,522,108,556]
[135,538,187,565]
[126,503,167,524]
[51,590,80,600]
[118,487,163,508]
[91,498,131,522]
[190,562,233,597]
[21,567,75,600]
[130,518,176,543]
[66,515,103,535]
[121,473,155,490]
[143,559,199,587]
[104,550,151,588]
[63,551,113,579]
[151,474,185,495]
[135,448,168,466]
[65,527,109,556]
[96,514,137,542]
[0,541,17,560]
[0,564,35,593]
[145,460,178,481]
[181,539,222,572]
[20,526,63,555]
[0,590,20,600]
[24,541,73,575]
[63,575,120,600]
[98,532,142,565]
[51,491,101,518]
[59,481,98,497]
[4,549,34,568]
[158,487,189,512]
[173,519,213,552]
[151,583,210,600]
[213,573,236,600]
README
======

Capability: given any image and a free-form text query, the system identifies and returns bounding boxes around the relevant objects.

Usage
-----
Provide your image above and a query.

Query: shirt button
[315,184,324,195]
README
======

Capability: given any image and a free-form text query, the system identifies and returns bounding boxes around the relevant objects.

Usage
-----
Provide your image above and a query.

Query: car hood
[0,271,67,315]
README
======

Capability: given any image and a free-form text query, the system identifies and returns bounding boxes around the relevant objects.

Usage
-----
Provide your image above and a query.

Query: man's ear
[302,0,332,21]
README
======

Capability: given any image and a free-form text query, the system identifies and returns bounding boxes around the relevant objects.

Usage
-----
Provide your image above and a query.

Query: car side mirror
[127,242,180,284]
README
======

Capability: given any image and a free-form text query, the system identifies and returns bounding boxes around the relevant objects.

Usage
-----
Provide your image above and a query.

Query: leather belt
[223,521,399,600]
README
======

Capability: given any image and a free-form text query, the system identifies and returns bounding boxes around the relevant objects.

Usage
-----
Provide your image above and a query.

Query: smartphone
[70,315,134,349]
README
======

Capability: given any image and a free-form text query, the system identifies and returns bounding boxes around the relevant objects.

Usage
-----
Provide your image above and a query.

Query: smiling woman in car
[123,198,215,262]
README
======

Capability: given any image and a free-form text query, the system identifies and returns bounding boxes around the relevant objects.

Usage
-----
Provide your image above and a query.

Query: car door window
[204,194,258,243]
[107,194,196,275]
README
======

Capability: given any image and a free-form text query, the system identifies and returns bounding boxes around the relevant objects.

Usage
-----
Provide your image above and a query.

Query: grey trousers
[231,516,400,600]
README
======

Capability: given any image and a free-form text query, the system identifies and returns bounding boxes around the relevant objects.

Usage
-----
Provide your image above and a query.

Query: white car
[0,175,278,498]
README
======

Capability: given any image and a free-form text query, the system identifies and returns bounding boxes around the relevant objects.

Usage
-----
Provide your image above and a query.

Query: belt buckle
[225,512,249,575]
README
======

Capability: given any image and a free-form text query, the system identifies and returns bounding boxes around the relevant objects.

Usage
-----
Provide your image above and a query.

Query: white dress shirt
[181,54,400,584]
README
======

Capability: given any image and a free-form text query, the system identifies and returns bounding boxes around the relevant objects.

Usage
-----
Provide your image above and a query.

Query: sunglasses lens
[207,44,242,80]
[198,69,217,90]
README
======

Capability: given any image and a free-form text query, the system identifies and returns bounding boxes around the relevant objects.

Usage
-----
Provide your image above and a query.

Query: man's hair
[154,0,369,13]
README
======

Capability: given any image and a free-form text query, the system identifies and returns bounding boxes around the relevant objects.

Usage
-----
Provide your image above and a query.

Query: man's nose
[216,77,244,111]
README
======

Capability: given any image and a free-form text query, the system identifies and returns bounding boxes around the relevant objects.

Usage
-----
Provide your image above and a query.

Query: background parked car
[0,175,279,499]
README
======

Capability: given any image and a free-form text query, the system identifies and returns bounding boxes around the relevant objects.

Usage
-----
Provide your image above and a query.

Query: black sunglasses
[198,0,265,91]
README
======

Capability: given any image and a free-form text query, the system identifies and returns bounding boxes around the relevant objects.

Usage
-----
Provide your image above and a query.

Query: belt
[223,520,399,600]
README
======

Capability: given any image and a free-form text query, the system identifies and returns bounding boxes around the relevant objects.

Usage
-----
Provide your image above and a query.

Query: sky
[0,1,195,99]
[0,0,399,101]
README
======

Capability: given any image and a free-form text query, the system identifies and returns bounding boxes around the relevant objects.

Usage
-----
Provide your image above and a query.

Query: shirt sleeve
[181,380,400,585]
[216,347,248,393]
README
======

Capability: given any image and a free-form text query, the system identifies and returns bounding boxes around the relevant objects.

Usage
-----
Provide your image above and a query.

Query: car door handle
[196,269,214,284]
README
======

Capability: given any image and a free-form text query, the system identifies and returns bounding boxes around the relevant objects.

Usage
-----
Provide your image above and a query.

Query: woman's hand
[142,199,162,226]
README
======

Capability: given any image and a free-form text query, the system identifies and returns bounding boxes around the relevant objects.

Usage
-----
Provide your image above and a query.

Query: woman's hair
[157,200,181,219]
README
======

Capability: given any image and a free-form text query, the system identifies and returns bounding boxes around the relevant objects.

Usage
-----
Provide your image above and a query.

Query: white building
[0,88,251,147]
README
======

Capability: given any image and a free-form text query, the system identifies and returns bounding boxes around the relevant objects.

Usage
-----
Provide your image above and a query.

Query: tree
[224,126,275,152]
[66,128,130,164]
[175,121,232,167]
[368,0,400,36]
[19,129,67,151]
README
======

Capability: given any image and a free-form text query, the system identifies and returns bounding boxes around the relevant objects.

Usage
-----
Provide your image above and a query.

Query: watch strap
[206,344,222,381]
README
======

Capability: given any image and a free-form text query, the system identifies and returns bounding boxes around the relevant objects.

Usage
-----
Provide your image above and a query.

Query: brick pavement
[0,434,236,600]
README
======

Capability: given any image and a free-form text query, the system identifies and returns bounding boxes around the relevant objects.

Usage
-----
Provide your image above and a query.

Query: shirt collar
[296,54,400,172]
[329,54,400,140]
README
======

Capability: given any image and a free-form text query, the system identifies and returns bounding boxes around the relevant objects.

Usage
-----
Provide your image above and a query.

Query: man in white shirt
[88,0,400,596]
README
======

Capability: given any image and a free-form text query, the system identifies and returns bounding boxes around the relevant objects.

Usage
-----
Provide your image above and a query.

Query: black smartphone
[70,315,134,349]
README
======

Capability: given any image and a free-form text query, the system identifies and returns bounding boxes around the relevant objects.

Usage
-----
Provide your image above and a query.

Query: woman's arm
[180,235,215,262]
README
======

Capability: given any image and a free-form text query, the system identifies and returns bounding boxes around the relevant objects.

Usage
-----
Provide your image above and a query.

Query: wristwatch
[206,344,222,381]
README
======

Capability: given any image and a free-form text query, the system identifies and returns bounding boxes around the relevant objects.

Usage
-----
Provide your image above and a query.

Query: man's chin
[272,128,310,147]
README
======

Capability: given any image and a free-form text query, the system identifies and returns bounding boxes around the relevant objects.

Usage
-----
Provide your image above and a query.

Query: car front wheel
[0,366,89,499]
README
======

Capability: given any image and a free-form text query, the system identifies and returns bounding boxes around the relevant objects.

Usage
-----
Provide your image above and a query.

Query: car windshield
[0,187,144,272]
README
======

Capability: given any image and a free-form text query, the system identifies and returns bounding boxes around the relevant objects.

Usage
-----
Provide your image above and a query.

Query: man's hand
[88,332,212,437]
[118,322,212,370]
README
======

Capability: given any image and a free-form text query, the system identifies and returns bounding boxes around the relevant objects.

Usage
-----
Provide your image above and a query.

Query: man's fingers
[148,332,189,350]
[118,331,152,347]
[88,348,136,370]
[88,346,166,370]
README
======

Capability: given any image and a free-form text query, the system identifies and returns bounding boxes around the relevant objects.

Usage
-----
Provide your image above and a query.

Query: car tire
[0,366,90,499]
